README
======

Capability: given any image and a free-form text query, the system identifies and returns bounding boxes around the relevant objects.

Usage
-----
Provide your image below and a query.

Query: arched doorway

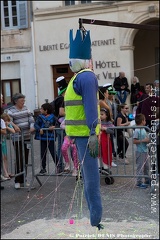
[133,19,159,87]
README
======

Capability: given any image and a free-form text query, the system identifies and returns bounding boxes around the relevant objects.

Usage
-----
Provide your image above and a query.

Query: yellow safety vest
[64,69,100,136]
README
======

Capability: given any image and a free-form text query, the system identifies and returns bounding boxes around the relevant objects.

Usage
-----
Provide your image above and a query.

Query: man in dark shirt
[136,83,159,129]
[113,71,130,104]
[50,76,68,174]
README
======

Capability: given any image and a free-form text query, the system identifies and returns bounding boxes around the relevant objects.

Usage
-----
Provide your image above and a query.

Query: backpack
[39,114,55,128]
[50,95,64,118]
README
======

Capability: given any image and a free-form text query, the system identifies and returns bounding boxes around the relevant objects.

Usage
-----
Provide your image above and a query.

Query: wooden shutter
[18,1,28,29]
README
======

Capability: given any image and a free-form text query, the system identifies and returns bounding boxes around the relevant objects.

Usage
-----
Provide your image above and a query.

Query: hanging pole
[79,18,159,31]
[79,18,83,30]
[79,18,87,40]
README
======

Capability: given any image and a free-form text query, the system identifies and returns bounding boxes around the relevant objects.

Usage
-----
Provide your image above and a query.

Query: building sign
[39,43,69,51]
[39,38,120,80]
[39,38,116,51]
[92,38,115,46]
[94,60,120,80]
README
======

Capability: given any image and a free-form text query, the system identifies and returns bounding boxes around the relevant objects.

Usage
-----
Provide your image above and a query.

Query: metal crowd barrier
[32,127,66,190]
[101,125,151,177]
[4,125,158,192]
[5,130,35,189]
[4,128,71,191]
[99,124,159,192]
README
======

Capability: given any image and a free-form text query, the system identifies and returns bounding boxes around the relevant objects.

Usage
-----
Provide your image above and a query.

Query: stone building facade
[1,1,159,112]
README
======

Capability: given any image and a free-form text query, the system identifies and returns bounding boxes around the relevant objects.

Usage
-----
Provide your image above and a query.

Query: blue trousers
[40,140,58,169]
[75,137,102,226]
[117,91,127,103]
[56,129,65,170]
[136,152,149,184]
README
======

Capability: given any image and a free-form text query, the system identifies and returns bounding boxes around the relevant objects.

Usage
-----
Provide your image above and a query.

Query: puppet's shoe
[97,223,104,230]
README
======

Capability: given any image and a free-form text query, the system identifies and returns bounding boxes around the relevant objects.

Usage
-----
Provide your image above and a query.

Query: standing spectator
[99,85,117,165]
[64,29,103,229]
[1,113,15,179]
[115,104,130,164]
[103,83,119,161]
[136,83,159,129]
[133,114,150,188]
[1,94,7,189]
[98,86,112,115]
[99,108,114,170]
[1,117,7,188]
[154,80,159,96]
[61,136,79,176]
[60,118,79,176]
[130,76,140,108]
[34,103,58,175]
[136,86,146,104]
[113,71,130,104]
[6,93,35,189]
[133,86,146,118]
[50,76,68,174]
[103,83,119,121]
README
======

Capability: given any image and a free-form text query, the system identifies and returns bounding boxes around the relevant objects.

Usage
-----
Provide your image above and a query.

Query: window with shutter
[1,1,28,30]
[81,1,92,3]
[65,1,75,6]
[18,1,28,29]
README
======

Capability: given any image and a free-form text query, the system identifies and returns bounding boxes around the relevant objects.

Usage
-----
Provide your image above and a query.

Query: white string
[133,62,159,72]
[98,88,150,107]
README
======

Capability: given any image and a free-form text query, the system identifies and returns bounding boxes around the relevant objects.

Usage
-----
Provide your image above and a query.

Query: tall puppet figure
[64,28,103,229]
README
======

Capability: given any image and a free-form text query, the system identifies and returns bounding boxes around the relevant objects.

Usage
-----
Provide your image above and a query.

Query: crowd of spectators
[1,75,159,191]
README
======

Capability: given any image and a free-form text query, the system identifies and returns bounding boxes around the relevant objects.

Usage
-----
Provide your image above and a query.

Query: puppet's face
[69,59,90,73]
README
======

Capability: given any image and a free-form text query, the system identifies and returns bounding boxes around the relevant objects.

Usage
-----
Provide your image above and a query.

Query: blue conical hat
[69,29,91,59]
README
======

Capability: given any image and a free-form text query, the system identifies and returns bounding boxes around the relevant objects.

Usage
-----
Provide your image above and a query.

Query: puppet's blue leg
[75,137,102,227]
